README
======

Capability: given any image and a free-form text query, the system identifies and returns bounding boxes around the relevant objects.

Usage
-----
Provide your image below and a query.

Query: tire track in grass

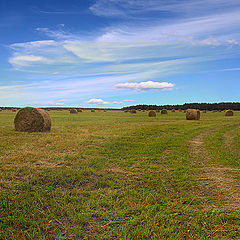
[223,126,240,155]
[189,127,240,209]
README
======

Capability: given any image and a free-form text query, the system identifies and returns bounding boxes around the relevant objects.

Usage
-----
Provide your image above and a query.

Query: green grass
[0,110,239,239]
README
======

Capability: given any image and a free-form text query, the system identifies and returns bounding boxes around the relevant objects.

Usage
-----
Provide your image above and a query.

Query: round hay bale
[225,110,233,116]
[171,109,175,112]
[186,109,200,120]
[130,109,136,114]
[69,109,78,114]
[161,109,168,114]
[91,109,95,112]
[12,109,17,112]
[148,110,156,117]
[14,107,51,132]
[77,109,82,112]
[178,109,182,112]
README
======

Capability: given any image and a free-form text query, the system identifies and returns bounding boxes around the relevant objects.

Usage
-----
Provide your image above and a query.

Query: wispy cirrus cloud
[90,0,240,21]
[30,101,65,106]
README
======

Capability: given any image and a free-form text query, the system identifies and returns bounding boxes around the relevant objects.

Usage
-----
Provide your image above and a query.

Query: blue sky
[0,0,240,107]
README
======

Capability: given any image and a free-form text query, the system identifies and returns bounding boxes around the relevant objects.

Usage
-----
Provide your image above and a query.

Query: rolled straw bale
[130,109,137,114]
[69,109,78,114]
[161,109,168,114]
[14,107,51,132]
[148,110,156,117]
[186,109,200,120]
[225,110,233,116]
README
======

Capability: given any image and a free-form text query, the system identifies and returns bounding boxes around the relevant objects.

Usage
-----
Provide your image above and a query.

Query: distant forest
[122,102,240,111]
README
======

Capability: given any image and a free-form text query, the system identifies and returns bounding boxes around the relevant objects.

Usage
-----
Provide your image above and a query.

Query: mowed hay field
[0,110,239,239]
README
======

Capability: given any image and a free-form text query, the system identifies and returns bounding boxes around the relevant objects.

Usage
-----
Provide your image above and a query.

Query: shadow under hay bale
[186,109,200,120]
[69,109,78,114]
[14,107,51,132]
[161,109,168,114]
[225,110,233,116]
[148,110,156,117]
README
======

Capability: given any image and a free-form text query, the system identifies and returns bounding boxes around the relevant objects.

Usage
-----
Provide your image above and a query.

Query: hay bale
[178,109,182,112]
[171,109,175,112]
[202,110,207,113]
[69,109,78,114]
[225,110,233,116]
[161,109,168,114]
[148,110,156,117]
[12,109,17,112]
[186,109,200,120]
[130,109,136,114]
[91,109,95,112]
[14,107,51,132]
[77,109,82,112]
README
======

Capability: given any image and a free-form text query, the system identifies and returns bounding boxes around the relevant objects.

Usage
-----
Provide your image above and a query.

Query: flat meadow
[0,110,239,239]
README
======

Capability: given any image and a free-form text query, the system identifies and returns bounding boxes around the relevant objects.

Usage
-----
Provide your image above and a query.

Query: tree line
[122,102,240,111]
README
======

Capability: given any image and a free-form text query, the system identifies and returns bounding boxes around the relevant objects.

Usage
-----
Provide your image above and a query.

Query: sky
[0,0,240,108]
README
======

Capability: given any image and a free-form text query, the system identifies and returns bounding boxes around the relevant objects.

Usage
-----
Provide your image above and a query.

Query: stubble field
[0,110,239,239]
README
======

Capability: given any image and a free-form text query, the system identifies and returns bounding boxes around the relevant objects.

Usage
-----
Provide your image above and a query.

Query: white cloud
[87,98,110,105]
[115,81,174,91]
[123,99,135,102]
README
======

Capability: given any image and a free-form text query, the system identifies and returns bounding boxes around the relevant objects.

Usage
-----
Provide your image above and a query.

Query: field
[0,110,239,239]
